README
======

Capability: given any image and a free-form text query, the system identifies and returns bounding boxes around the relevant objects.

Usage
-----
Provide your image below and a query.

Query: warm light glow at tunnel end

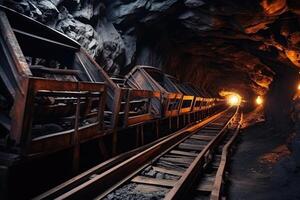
[226,94,242,106]
[256,96,263,105]
[219,91,242,106]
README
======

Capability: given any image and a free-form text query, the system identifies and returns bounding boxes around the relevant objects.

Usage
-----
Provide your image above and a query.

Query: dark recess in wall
[265,63,298,133]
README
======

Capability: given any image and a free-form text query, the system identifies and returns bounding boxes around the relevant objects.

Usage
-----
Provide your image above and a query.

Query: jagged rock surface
[3,0,300,97]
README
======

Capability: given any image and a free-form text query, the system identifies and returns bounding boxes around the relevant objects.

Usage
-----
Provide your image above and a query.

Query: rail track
[35,107,241,200]
[187,111,242,200]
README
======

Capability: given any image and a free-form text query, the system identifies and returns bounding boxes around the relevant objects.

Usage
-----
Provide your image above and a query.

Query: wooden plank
[164,154,195,160]
[204,125,223,129]
[0,11,30,145]
[169,150,198,157]
[30,65,81,75]
[159,156,193,164]
[211,160,221,169]
[205,125,222,129]
[134,184,168,193]
[131,176,176,187]
[195,175,215,192]
[209,122,225,126]
[178,143,205,151]
[184,139,208,145]
[13,28,78,51]
[199,129,219,133]
[129,89,161,99]
[190,135,214,141]
[196,132,218,136]
[198,130,219,133]
[214,155,222,160]
[196,181,213,192]
[152,166,183,176]
[156,161,187,171]
[111,88,122,155]
[127,114,154,126]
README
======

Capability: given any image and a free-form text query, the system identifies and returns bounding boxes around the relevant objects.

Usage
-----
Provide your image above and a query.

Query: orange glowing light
[297,83,300,91]
[256,96,263,105]
[227,94,241,106]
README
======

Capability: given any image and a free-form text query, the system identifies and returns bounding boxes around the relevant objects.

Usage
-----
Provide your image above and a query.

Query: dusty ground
[228,108,300,200]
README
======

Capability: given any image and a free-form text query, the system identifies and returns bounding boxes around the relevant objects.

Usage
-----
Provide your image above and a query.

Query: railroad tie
[169,150,198,157]
[178,142,206,151]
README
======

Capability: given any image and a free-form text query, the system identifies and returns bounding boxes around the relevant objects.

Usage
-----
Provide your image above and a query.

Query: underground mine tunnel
[1,0,300,199]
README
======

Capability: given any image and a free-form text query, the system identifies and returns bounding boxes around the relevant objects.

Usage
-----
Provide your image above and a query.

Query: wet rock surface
[4,0,300,97]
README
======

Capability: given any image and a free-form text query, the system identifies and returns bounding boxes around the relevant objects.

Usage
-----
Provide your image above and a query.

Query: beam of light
[227,94,241,106]
[298,83,300,91]
[256,96,263,105]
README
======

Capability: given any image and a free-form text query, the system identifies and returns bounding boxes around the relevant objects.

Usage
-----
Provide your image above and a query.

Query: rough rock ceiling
[4,0,300,98]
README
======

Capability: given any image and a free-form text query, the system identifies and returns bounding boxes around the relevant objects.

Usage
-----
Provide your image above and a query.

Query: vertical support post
[97,89,106,131]
[112,130,118,156]
[20,80,35,156]
[91,85,106,157]
[72,94,81,174]
[0,166,9,200]
[136,126,140,147]
[98,139,109,160]
[112,89,122,156]
[140,125,144,146]
[1,13,30,147]
[155,120,160,139]
[123,89,130,128]
[169,117,172,130]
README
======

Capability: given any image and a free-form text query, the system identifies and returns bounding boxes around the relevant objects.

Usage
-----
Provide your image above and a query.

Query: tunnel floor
[228,109,300,200]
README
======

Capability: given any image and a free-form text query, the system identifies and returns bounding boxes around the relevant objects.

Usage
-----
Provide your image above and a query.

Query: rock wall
[292,96,300,166]
[3,0,300,98]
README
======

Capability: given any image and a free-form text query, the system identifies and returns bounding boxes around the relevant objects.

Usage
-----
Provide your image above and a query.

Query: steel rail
[210,112,243,200]
[164,107,239,200]
[35,109,229,200]
[93,110,235,200]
